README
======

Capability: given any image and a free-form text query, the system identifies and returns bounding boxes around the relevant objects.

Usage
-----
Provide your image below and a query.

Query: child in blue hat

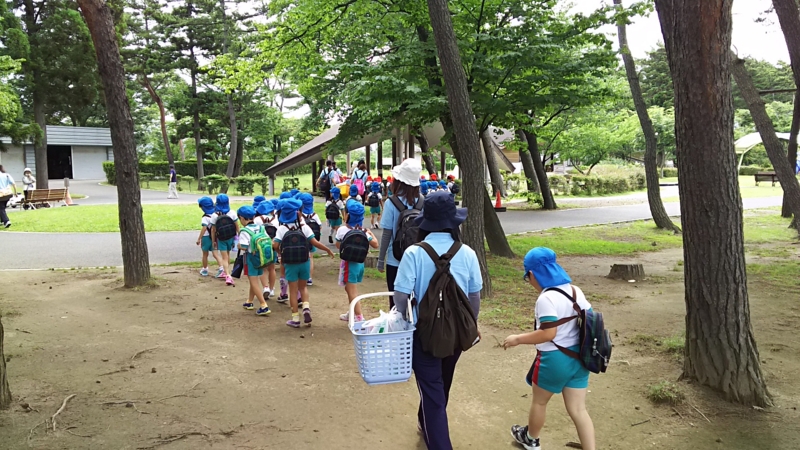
[212,194,239,286]
[272,198,334,328]
[503,247,595,450]
[236,205,271,316]
[366,180,383,229]
[335,201,378,322]
[196,197,223,277]
[324,186,346,244]
[253,201,278,299]
[299,193,323,286]
[347,184,362,206]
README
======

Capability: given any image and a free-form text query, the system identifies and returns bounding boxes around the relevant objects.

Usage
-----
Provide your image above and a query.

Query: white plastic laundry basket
[349,292,415,386]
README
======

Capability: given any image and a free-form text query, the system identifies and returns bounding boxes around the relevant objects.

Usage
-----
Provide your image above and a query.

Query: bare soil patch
[1,251,799,449]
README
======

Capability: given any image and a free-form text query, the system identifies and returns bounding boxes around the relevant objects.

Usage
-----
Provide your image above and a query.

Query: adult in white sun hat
[22,168,36,200]
[377,158,424,308]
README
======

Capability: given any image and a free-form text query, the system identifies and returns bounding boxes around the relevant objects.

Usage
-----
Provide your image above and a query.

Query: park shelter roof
[734,132,791,153]
[0,126,112,146]
[263,122,515,176]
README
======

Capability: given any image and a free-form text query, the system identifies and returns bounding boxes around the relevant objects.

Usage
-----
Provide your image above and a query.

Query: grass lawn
[662,176,794,202]
[139,174,315,195]
[4,201,328,232]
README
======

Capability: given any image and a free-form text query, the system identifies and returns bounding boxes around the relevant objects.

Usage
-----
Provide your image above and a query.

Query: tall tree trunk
[0,317,10,409]
[233,134,244,177]
[771,0,800,218]
[731,52,800,231]
[426,0,491,296]
[191,67,203,190]
[224,94,238,183]
[516,130,540,193]
[482,191,514,257]
[655,0,771,406]
[416,134,437,175]
[480,129,507,197]
[79,0,151,288]
[139,75,174,166]
[33,90,48,188]
[522,130,556,209]
[615,0,680,233]
[785,92,800,218]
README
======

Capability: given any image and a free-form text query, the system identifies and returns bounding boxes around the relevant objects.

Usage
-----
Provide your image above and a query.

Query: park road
[0,196,782,270]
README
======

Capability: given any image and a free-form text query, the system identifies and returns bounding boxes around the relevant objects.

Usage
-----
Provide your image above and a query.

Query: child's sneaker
[307,278,313,286]
[225,276,234,286]
[243,302,255,310]
[199,268,209,277]
[286,317,301,328]
[510,425,540,450]
[216,267,226,278]
[277,294,289,304]
[328,235,333,244]
[256,306,271,316]
[339,312,349,322]
[303,308,313,324]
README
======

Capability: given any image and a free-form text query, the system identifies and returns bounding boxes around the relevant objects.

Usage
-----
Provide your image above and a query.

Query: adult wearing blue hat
[213,194,239,286]
[392,191,483,450]
[196,197,223,277]
[503,248,595,450]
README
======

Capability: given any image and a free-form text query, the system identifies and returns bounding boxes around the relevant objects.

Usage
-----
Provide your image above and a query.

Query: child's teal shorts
[525,346,589,394]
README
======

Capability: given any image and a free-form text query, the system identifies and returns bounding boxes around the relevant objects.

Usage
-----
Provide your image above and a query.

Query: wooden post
[408,134,415,159]
[391,138,398,167]
[365,145,371,175]
[311,160,317,194]
[440,150,446,179]
[377,141,384,178]
[346,150,351,177]
[268,174,275,195]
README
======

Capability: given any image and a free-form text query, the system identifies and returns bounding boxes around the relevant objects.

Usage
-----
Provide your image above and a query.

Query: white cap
[391,159,422,187]
[24,168,32,173]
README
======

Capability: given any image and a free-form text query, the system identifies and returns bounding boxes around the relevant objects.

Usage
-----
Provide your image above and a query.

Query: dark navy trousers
[413,336,462,450]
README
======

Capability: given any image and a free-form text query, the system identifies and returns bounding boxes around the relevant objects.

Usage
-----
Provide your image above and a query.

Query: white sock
[302,301,310,309]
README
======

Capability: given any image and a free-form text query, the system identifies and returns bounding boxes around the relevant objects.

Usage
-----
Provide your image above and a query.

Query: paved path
[0,188,782,269]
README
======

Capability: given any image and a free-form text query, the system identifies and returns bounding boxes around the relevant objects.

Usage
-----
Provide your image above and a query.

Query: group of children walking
[196,184,383,328]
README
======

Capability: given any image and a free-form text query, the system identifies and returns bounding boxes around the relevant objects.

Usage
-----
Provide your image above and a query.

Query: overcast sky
[579,0,789,63]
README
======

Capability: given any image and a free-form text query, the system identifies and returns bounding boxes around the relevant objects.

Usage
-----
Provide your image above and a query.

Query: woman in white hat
[22,168,36,200]
[377,158,424,307]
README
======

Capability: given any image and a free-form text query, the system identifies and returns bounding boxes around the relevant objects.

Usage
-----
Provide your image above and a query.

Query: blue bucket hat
[371,181,381,193]
[278,198,302,224]
[523,247,571,289]
[253,195,266,208]
[415,191,466,232]
[346,201,365,226]
[270,199,279,211]
[427,181,438,190]
[215,194,230,214]
[299,192,315,214]
[279,192,292,199]
[349,184,359,197]
[237,205,256,220]
[439,180,447,188]
[420,182,429,195]
[290,189,300,197]
[198,196,216,215]
[255,201,272,216]
[331,186,341,200]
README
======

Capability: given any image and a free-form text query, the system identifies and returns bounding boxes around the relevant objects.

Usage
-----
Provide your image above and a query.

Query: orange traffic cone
[65,189,74,206]
[495,189,502,208]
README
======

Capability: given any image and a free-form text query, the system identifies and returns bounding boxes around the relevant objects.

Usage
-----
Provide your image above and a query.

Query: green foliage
[647,381,684,405]
[101,160,283,185]
[201,174,229,195]
[232,175,264,196]
[661,168,678,178]
[550,173,645,197]
[138,172,154,188]
[102,161,117,185]
[739,165,768,176]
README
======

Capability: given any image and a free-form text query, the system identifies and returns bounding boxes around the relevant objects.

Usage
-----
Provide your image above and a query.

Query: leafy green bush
[232,175,265,196]
[661,167,678,178]
[201,174,229,195]
[739,165,769,175]
[138,172,154,188]
[103,161,116,185]
[557,173,644,196]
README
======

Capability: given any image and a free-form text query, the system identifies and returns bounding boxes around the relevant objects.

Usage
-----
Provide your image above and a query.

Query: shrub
[739,165,767,175]
[661,167,678,178]
[201,174,229,195]
[232,175,264,196]
[647,381,684,405]
[101,160,293,185]
[138,172,154,188]
[103,161,116,185]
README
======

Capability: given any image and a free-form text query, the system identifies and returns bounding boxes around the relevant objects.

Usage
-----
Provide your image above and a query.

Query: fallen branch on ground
[156,379,203,403]
[51,394,76,431]
[66,427,93,438]
[631,419,651,427]
[99,368,129,377]
[28,421,44,442]
[131,347,159,361]
[690,404,711,423]
[137,432,209,449]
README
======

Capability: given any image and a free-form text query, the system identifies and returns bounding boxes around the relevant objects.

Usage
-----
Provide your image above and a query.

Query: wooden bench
[754,172,779,187]
[23,188,68,208]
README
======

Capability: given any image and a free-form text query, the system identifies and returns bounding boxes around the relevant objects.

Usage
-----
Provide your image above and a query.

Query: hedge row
[102,160,308,185]
[657,165,773,179]
[549,173,647,196]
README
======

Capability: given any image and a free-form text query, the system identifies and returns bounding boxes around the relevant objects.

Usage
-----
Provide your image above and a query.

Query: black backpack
[319,169,331,191]
[304,213,322,241]
[390,195,424,261]
[367,192,380,207]
[325,201,341,220]
[539,286,612,374]
[263,218,278,239]
[450,182,460,195]
[339,226,370,263]
[280,223,310,264]
[414,242,479,359]
[215,214,237,241]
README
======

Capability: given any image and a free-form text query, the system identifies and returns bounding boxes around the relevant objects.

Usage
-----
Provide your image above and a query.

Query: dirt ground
[1,249,799,450]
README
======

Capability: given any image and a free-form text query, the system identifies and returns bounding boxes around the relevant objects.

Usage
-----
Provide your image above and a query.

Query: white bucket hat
[391,158,422,187]
[24,168,32,173]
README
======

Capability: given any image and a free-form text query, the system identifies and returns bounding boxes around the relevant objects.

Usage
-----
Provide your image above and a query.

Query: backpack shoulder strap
[546,286,582,316]
[413,194,425,210]
[416,242,440,263]
[389,195,405,212]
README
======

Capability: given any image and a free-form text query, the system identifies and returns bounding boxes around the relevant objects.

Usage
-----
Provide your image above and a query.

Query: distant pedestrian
[317,160,335,200]
[0,165,17,228]
[22,168,35,201]
[168,165,179,199]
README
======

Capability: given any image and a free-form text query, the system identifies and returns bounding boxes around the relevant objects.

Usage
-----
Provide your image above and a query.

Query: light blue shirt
[393,232,483,324]
[379,195,422,267]
[0,173,15,190]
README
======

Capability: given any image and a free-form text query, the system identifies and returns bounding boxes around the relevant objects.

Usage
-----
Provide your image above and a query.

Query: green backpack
[242,226,274,268]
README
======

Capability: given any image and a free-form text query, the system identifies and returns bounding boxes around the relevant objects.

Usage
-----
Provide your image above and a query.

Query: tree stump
[608,264,645,280]
[0,317,11,409]
[364,255,378,269]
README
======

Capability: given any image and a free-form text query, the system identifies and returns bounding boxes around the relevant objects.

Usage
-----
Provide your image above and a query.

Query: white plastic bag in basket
[362,308,409,334]
[362,311,388,334]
